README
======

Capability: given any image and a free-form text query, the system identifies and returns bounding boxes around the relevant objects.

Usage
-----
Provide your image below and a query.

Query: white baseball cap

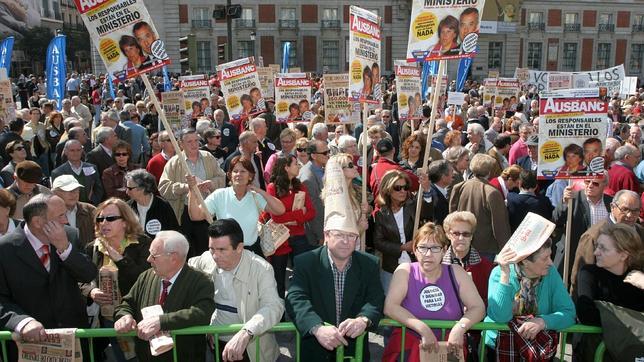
[52,175,84,191]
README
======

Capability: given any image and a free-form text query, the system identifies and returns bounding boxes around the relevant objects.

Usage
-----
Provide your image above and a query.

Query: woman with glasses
[102,140,139,200]
[383,222,485,361]
[0,141,27,187]
[486,239,575,361]
[81,197,150,362]
[374,170,431,292]
[265,154,316,298]
[125,169,179,240]
[187,155,285,257]
[199,128,226,166]
[574,223,644,361]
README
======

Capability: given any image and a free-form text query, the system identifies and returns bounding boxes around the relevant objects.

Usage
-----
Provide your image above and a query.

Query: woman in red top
[265,154,316,299]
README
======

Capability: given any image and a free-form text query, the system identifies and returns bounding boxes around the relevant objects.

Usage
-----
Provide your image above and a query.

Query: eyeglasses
[125,185,139,191]
[612,203,640,215]
[114,153,129,157]
[342,162,354,169]
[392,184,410,192]
[13,146,24,151]
[149,252,175,260]
[583,179,602,187]
[328,231,359,242]
[296,147,307,152]
[96,215,123,223]
[450,231,472,238]
[416,245,444,255]
[315,150,330,156]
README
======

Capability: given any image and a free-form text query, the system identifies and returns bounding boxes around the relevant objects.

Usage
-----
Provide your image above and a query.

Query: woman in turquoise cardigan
[485,239,576,360]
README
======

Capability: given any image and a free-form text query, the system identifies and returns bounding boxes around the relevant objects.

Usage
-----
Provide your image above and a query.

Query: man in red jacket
[369,139,419,197]
[146,130,175,184]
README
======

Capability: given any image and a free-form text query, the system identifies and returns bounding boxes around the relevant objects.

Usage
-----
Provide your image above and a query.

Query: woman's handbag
[251,192,290,256]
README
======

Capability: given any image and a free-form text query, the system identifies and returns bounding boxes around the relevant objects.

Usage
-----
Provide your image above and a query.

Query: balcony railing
[235,19,256,28]
[321,20,341,29]
[598,23,615,32]
[528,22,545,31]
[633,24,644,32]
[279,19,299,29]
[192,19,212,28]
[564,23,580,32]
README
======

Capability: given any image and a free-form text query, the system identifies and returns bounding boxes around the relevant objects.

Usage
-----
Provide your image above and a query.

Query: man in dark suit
[214,109,238,157]
[381,110,400,159]
[426,159,452,225]
[86,127,117,176]
[114,230,215,362]
[0,194,97,360]
[104,109,131,143]
[55,126,89,168]
[51,140,105,204]
[223,131,265,189]
[250,117,276,166]
[552,173,612,286]
[286,216,384,362]
[506,170,553,232]
[298,140,329,247]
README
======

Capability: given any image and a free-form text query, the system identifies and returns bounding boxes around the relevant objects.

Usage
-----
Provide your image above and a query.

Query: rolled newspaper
[99,265,120,318]
[141,305,174,356]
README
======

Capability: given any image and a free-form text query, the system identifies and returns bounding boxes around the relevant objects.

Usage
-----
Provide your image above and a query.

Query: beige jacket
[188,250,283,362]
[158,150,225,224]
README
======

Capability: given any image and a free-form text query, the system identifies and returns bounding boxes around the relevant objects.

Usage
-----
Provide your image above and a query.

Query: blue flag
[107,73,116,99]
[456,57,473,92]
[45,35,66,111]
[0,36,14,74]
[162,66,171,92]
[281,42,291,73]
[421,61,439,101]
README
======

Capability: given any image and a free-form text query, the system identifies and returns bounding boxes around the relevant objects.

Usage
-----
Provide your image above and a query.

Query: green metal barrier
[0,320,604,361]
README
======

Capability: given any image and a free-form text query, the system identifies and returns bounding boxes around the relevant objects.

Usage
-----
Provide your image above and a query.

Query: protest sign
[257,67,276,100]
[547,73,572,91]
[274,73,312,123]
[447,91,466,105]
[324,73,358,124]
[407,0,486,61]
[178,74,210,113]
[621,76,638,97]
[74,0,170,82]
[488,69,499,78]
[494,78,519,110]
[160,90,184,131]
[216,57,266,123]
[514,67,530,85]
[395,60,422,120]
[521,64,625,93]
[502,212,556,262]
[482,78,497,107]
[18,328,82,362]
[348,6,382,104]
[537,88,608,180]
[0,78,15,123]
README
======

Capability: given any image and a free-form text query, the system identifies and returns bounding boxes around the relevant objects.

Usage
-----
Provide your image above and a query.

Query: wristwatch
[457,322,467,330]
[242,328,254,338]
[357,316,372,328]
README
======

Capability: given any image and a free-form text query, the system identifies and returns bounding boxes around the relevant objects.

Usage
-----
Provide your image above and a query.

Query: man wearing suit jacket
[51,140,104,205]
[506,170,553,232]
[214,109,238,157]
[114,230,215,362]
[286,214,384,362]
[426,160,453,226]
[553,173,612,286]
[86,127,117,177]
[298,140,329,246]
[0,194,97,360]
[51,175,97,249]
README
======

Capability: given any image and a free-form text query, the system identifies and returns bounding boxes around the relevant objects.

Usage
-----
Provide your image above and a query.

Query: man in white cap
[286,157,384,362]
[51,174,96,249]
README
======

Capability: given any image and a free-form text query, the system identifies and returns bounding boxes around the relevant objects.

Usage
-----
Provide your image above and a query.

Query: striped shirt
[328,249,352,326]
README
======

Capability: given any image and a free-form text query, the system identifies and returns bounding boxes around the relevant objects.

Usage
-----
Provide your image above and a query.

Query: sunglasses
[96,215,123,223]
[114,153,129,157]
[296,147,307,152]
[392,184,410,192]
[315,150,330,156]
[342,162,355,169]
[125,186,139,190]
[13,146,24,151]
[450,231,473,238]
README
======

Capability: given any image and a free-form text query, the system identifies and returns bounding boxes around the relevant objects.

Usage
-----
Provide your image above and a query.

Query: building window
[562,43,577,71]
[192,7,211,28]
[599,13,613,25]
[488,42,502,70]
[527,42,543,69]
[323,8,338,20]
[597,43,611,69]
[631,44,643,73]
[242,8,253,20]
[196,41,211,73]
[281,41,297,68]
[280,8,296,20]
[529,12,543,23]
[634,14,644,32]
[238,41,255,59]
[322,41,339,72]
[564,13,578,25]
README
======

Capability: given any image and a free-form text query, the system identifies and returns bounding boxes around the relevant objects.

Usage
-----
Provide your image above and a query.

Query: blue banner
[45,35,66,111]
[107,73,116,99]
[281,42,291,73]
[421,61,439,101]
[456,57,472,92]
[0,36,14,74]
[162,66,171,92]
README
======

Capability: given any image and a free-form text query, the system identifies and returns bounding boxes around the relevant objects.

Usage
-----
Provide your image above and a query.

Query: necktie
[40,244,50,270]
[158,280,171,306]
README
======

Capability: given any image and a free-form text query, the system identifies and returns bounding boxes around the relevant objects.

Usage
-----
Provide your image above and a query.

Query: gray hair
[614,144,638,161]
[444,146,471,164]
[338,135,357,152]
[123,103,136,113]
[614,190,641,208]
[311,123,328,139]
[467,123,484,136]
[156,230,190,259]
[125,169,157,195]
[467,107,477,119]
[63,117,80,131]
[63,139,82,153]
[23,194,56,223]
[195,119,211,136]
[249,117,265,132]
[61,99,71,106]
[239,130,255,144]
[96,127,115,144]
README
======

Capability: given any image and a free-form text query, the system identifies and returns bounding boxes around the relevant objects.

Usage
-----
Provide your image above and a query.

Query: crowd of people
[0,70,641,362]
